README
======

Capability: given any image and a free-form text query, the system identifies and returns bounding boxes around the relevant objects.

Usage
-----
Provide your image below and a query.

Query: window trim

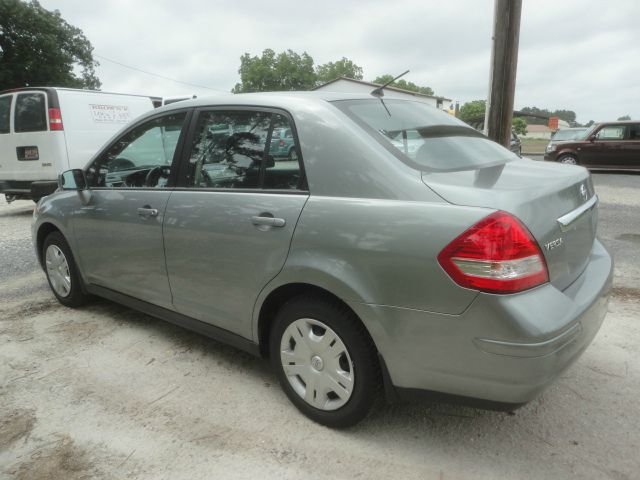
[14,92,48,133]
[175,105,308,193]
[86,108,193,190]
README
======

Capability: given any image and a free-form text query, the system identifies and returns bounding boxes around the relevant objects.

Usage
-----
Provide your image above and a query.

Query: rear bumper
[0,180,58,199]
[349,239,613,405]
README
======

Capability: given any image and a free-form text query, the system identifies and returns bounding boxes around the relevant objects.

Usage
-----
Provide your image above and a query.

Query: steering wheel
[108,157,135,172]
[145,166,171,187]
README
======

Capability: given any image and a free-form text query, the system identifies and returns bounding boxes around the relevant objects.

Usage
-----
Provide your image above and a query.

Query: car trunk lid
[422,159,597,291]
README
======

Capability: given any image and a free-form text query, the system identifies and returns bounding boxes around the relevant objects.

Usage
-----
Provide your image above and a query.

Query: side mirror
[59,169,87,191]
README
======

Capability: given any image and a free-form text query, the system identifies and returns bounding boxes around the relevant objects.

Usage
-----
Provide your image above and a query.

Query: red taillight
[437,211,549,294]
[48,108,64,131]
[279,139,285,147]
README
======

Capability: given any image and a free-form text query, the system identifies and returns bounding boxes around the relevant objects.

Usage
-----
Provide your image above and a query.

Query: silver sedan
[32,92,612,428]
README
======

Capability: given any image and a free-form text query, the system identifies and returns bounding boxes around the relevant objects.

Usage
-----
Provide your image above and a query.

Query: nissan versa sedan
[32,92,612,428]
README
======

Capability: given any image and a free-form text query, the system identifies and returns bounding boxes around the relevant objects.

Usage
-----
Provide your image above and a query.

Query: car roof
[153,91,397,113]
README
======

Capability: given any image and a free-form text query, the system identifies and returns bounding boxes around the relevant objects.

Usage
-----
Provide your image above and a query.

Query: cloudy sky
[40,0,639,123]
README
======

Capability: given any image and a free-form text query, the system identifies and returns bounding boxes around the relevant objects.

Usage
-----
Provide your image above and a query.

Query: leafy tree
[519,106,577,125]
[232,49,316,93]
[316,57,363,84]
[512,117,527,135]
[617,115,631,121]
[458,100,486,120]
[584,120,595,128]
[0,0,100,90]
[371,75,434,96]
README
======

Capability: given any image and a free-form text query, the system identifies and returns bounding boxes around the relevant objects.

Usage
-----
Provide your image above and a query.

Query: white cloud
[39,0,640,122]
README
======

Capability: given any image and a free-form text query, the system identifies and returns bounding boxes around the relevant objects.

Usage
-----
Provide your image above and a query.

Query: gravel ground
[1,173,639,480]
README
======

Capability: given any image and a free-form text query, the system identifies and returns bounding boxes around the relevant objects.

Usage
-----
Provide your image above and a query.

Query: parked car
[509,131,522,156]
[33,93,612,428]
[0,87,156,202]
[269,126,298,160]
[544,121,640,170]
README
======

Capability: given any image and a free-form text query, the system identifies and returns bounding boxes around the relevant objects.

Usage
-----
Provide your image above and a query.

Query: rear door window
[14,92,47,133]
[0,95,11,134]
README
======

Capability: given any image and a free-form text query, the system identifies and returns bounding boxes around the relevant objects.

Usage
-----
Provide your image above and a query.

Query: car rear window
[0,95,11,134]
[333,99,515,172]
[15,92,47,133]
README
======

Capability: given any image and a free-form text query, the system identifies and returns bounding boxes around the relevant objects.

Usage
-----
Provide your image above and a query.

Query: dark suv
[544,121,640,170]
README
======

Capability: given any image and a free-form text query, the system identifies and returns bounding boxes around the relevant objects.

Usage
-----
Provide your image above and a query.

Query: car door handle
[137,206,158,218]
[251,215,286,227]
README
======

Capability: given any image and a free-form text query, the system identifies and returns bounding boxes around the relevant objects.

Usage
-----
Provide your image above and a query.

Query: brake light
[437,211,548,294]
[48,108,64,131]
[279,139,285,147]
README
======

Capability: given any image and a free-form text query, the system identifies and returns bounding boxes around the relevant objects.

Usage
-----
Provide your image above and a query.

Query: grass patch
[520,138,549,154]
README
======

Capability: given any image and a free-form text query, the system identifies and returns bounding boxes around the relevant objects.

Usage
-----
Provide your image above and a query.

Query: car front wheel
[43,231,91,307]
[558,154,578,165]
[270,294,380,428]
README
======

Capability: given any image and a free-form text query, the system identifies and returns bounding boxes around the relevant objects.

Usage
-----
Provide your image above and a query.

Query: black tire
[270,294,380,428]
[288,148,298,161]
[558,154,578,165]
[42,231,91,307]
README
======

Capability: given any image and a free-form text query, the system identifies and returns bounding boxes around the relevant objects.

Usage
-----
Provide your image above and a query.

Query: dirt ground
[1,173,639,480]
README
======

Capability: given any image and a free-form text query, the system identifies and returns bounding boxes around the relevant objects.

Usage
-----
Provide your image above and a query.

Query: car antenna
[370,70,410,98]
[371,70,409,116]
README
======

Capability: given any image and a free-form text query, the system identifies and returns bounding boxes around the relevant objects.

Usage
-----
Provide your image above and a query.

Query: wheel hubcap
[45,245,71,297]
[280,318,354,411]
[561,157,576,164]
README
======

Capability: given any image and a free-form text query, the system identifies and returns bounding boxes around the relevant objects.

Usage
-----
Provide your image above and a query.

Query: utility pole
[484,0,523,147]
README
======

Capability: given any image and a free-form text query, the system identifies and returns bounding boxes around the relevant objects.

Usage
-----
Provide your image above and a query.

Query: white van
[0,87,156,201]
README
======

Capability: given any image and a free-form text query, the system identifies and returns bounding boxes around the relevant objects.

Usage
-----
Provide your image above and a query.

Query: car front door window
[87,112,186,188]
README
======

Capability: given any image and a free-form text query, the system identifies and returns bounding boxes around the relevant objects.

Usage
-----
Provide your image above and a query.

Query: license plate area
[17,146,39,161]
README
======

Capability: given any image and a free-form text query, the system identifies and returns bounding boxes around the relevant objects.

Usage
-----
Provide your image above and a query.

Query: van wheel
[43,232,91,307]
[270,294,380,428]
[558,155,578,165]
[288,148,298,161]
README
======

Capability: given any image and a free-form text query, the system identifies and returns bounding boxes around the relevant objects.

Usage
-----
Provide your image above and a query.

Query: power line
[94,54,227,92]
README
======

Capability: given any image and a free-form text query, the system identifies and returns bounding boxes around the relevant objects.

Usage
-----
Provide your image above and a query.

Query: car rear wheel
[558,154,578,165]
[288,148,298,161]
[270,294,380,428]
[43,231,91,307]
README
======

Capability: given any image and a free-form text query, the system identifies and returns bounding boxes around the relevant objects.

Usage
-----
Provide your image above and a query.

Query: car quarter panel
[347,239,612,403]
[252,196,495,342]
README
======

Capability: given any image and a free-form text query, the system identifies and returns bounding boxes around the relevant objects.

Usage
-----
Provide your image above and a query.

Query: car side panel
[252,196,495,340]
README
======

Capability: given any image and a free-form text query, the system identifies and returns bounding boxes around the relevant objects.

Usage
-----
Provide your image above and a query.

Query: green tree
[512,117,527,135]
[0,0,100,90]
[584,120,595,128]
[458,100,486,120]
[315,57,363,84]
[371,75,434,96]
[617,115,631,121]
[232,49,316,93]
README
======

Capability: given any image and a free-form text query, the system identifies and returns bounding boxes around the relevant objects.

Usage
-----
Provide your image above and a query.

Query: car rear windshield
[15,92,47,133]
[332,99,515,172]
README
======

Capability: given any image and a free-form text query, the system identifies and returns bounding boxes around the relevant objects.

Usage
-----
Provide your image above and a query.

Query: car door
[621,123,640,169]
[581,124,626,168]
[72,110,190,309]
[163,108,309,338]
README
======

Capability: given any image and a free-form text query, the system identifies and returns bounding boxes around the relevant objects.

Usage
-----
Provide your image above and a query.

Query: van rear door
[0,90,67,186]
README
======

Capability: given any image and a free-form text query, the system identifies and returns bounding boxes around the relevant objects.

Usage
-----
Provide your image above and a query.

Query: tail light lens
[279,139,285,147]
[48,108,64,131]
[437,211,548,294]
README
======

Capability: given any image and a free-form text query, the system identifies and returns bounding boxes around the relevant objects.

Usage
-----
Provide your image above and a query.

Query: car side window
[264,114,304,190]
[628,124,640,140]
[14,93,47,133]
[0,95,12,134]
[86,112,186,188]
[186,110,270,189]
[595,126,625,140]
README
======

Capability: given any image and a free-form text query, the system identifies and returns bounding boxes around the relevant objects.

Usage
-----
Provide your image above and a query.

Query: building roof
[313,76,451,102]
